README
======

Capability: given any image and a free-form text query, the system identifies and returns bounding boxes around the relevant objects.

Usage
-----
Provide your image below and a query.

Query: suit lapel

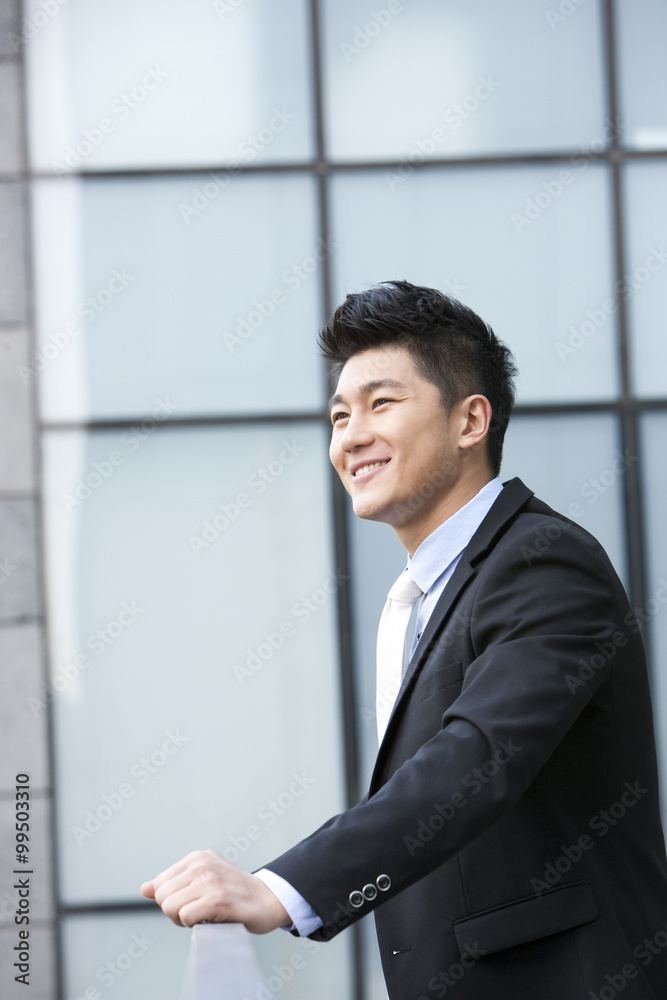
[371,478,534,779]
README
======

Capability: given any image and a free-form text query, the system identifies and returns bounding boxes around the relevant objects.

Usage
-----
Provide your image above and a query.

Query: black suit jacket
[267,479,667,999]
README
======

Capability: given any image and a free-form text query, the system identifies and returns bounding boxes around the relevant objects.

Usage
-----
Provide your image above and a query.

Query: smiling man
[142,281,667,1000]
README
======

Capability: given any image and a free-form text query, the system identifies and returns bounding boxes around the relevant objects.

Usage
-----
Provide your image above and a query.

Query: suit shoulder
[490,496,625,597]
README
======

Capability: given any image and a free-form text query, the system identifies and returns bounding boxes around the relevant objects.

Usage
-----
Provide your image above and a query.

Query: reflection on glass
[62,909,351,1000]
[25,0,313,170]
[616,0,667,150]
[500,413,627,584]
[322,0,605,160]
[623,162,667,398]
[330,165,618,404]
[42,424,345,904]
[32,174,324,420]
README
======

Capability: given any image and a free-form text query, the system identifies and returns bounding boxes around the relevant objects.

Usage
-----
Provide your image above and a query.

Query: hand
[140,849,290,933]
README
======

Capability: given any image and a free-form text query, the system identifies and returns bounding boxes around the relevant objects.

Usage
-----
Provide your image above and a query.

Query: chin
[351,498,393,524]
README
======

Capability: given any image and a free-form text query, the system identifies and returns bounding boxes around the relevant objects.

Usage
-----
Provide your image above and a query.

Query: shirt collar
[407,478,503,595]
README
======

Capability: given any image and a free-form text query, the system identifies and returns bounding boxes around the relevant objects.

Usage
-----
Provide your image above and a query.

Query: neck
[395,466,495,557]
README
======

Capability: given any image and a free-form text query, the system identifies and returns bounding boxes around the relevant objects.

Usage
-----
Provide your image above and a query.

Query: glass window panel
[25,0,313,170]
[62,911,351,1000]
[500,413,627,585]
[322,0,606,160]
[639,413,667,825]
[623,162,667,398]
[330,165,618,404]
[616,0,667,150]
[42,423,346,904]
[32,175,325,420]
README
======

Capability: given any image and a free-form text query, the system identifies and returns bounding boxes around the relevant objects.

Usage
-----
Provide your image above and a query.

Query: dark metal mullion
[19,146,667,186]
[39,411,326,433]
[308,4,365,1000]
[603,0,650,639]
[37,396,667,436]
[59,901,157,916]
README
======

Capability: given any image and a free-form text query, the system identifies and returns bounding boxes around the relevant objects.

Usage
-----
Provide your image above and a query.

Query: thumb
[140,880,156,899]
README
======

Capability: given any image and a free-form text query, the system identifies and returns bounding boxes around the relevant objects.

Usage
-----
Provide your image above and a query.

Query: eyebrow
[328,379,409,411]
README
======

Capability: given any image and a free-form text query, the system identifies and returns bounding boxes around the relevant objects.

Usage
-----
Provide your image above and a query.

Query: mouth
[351,459,390,479]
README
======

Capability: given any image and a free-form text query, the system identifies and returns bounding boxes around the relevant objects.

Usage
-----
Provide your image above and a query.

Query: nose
[340,410,374,452]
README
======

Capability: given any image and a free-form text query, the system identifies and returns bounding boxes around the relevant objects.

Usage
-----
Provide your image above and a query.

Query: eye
[372,397,392,408]
[331,410,348,425]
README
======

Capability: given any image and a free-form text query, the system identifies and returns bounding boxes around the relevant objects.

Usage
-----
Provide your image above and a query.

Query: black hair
[319,280,517,475]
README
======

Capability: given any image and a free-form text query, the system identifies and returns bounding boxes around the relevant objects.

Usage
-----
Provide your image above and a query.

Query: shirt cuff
[254,868,323,937]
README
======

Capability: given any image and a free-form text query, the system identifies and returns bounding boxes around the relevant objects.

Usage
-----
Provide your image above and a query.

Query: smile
[352,460,389,477]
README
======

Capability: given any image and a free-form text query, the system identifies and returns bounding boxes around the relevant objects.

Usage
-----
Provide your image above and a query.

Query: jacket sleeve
[262,517,635,940]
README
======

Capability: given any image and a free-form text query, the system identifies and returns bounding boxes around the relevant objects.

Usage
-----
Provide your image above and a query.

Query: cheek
[329,439,344,473]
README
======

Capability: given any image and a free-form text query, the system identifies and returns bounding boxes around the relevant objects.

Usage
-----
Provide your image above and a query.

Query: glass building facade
[1,1,666,997]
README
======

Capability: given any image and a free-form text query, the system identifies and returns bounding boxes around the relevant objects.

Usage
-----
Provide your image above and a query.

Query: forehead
[332,346,420,398]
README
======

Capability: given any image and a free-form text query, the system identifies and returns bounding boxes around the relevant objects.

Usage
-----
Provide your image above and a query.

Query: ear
[457,395,492,452]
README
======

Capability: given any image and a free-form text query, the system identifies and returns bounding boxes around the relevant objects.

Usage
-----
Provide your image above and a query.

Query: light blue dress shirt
[255,477,504,936]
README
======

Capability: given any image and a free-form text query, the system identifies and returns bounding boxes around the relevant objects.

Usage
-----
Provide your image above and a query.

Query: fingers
[150,852,196,892]
[155,883,200,927]
[141,850,230,927]
[139,851,288,933]
[153,869,193,908]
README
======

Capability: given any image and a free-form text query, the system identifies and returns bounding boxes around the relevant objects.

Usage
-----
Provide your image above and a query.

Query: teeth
[354,461,387,477]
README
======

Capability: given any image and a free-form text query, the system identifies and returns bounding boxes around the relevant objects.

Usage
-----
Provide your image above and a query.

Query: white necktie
[376,569,423,744]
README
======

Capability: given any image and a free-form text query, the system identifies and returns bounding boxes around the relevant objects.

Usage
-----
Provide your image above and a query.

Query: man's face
[329,346,467,549]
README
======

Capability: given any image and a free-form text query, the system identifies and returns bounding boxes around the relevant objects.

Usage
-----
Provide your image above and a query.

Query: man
[142,281,667,999]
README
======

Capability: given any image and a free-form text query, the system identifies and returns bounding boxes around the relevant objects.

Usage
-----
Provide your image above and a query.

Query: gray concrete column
[0,0,57,995]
